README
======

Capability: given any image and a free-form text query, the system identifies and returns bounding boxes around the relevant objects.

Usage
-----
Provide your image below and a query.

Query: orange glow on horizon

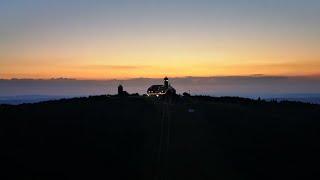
[1,32,319,80]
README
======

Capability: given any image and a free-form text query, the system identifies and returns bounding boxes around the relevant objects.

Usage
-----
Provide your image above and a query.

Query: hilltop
[1,95,320,179]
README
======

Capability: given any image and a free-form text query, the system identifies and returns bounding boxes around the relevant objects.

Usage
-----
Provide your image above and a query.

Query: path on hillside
[151,98,212,180]
[153,100,172,180]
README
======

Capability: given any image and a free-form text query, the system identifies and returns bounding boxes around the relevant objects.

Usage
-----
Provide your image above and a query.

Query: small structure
[118,84,128,96]
[118,84,123,95]
[147,77,176,97]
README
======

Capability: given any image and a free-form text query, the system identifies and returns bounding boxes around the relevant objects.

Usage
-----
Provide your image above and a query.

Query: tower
[118,84,123,95]
[164,77,169,88]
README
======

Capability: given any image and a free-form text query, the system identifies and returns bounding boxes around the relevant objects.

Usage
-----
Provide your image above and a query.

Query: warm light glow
[0,1,319,79]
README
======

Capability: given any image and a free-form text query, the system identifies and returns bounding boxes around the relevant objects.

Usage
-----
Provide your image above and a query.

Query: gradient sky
[1,0,320,79]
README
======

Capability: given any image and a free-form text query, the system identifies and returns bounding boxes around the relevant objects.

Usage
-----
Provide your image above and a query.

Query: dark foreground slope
[1,95,320,179]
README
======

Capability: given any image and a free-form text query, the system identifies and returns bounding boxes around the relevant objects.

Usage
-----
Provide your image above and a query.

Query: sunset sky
[1,0,320,79]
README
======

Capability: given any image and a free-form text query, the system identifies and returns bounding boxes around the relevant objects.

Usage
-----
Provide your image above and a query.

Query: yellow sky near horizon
[1,37,319,79]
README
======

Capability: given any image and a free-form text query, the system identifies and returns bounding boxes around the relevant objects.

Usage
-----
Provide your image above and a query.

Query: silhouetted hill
[1,95,320,179]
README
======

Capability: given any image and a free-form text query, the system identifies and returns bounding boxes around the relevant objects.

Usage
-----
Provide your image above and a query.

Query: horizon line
[1,74,320,81]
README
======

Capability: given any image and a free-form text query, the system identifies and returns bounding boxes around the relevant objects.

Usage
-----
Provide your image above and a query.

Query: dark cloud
[79,65,151,70]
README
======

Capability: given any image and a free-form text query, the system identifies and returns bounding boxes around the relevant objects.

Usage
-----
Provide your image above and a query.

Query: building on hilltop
[147,77,176,97]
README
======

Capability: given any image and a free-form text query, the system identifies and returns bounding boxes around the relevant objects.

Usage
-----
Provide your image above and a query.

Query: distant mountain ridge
[1,94,320,105]
[1,76,320,97]
[0,95,70,105]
